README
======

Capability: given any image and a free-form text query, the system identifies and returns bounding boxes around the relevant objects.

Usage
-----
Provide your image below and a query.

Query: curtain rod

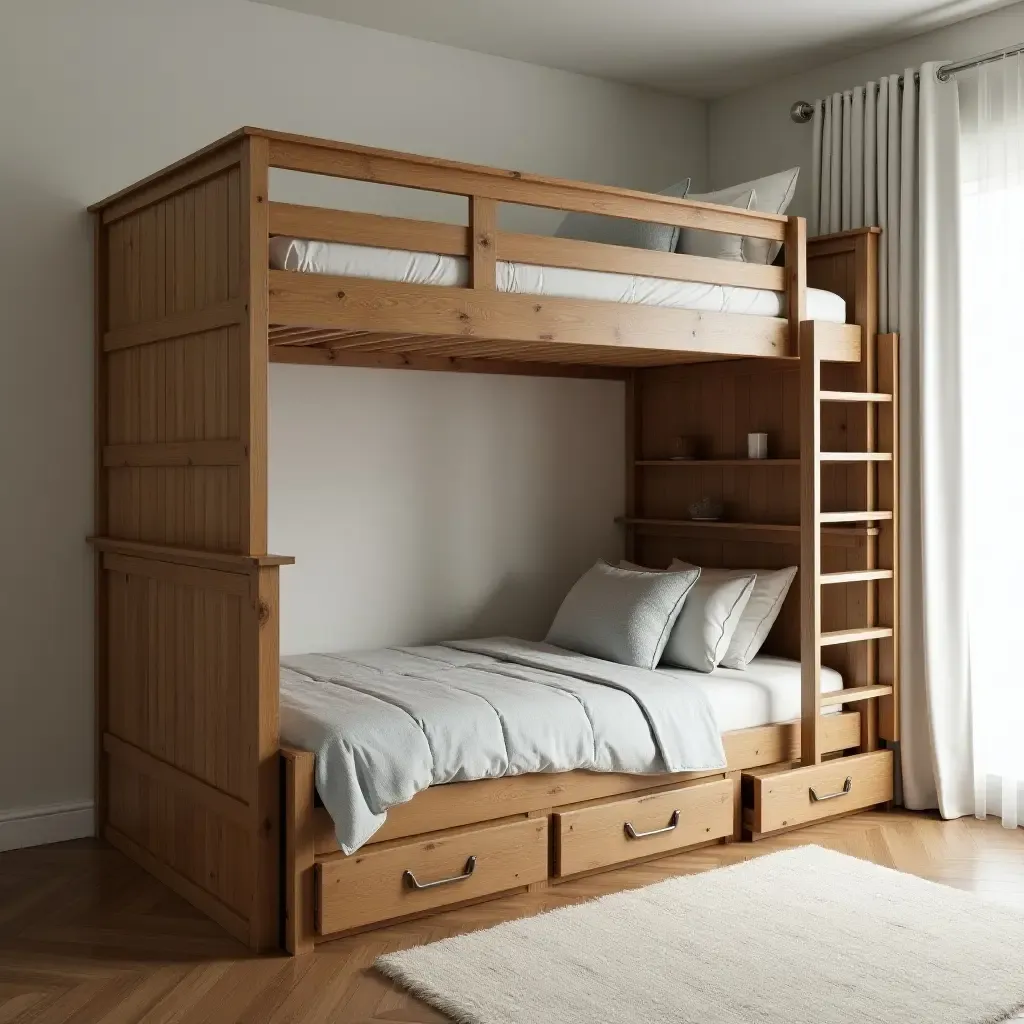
[789,41,1024,122]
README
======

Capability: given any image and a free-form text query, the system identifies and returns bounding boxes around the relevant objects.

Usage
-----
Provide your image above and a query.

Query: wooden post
[785,216,807,356]
[470,197,497,290]
[876,333,900,743]
[800,325,823,766]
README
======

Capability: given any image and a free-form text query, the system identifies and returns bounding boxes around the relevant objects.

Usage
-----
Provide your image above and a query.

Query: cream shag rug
[376,846,1024,1024]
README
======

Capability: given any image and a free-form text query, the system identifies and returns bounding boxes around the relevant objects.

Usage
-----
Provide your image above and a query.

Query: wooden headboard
[626,227,880,684]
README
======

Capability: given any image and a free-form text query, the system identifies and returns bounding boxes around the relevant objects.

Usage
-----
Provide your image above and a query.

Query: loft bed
[88,127,899,954]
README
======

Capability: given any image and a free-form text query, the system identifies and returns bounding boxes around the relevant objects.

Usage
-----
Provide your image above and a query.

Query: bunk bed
[88,127,899,954]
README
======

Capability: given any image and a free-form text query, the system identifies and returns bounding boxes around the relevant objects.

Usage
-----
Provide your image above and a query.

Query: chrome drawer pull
[403,856,476,890]
[624,809,680,839]
[809,776,853,802]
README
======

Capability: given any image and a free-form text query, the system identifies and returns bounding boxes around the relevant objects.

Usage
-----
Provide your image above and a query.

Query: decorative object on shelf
[670,435,699,460]
[747,432,768,459]
[689,497,724,521]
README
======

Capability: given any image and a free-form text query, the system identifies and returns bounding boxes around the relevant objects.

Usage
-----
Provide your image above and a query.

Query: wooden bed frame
[88,127,899,953]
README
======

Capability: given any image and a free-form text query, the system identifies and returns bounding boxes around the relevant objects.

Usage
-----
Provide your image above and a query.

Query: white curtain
[958,56,1024,828]
[810,66,977,820]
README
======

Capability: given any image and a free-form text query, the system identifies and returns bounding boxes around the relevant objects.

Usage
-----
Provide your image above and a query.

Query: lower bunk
[280,643,891,954]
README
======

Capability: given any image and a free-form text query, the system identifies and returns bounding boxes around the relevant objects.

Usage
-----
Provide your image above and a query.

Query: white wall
[709,1,1024,215]
[0,0,704,835]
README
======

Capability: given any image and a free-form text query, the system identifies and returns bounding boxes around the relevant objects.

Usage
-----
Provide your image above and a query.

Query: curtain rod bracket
[790,101,815,124]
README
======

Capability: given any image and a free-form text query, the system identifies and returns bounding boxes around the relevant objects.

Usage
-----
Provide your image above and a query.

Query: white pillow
[681,168,800,265]
[677,188,756,262]
[672,560,797,670]
[660,573,756,673]
[546,560,700,670]
[555,177,692,254]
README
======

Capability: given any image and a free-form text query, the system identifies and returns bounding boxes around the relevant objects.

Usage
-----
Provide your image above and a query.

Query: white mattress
[270,237,848,323]
[660,654,844,733]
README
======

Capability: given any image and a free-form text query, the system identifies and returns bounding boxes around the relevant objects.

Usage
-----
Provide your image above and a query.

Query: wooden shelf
[618,518,879,547]
[820,390,893,403]
[820,626,894,647]
[820,684,894,707]
[636,459,799,467]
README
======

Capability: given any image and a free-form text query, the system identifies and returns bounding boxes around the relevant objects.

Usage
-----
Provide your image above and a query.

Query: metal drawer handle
[809,777,853,802]
[403,856,476,890]
[624,809,680,840]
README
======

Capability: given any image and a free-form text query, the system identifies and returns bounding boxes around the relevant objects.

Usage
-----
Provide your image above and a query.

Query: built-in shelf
[617,517,879,547]
[636,459,799,467]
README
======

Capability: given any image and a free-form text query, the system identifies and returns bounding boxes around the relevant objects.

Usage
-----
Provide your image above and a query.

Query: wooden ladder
[800,331,900,766]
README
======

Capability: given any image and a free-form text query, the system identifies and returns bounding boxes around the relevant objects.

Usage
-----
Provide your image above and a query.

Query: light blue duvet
[280,637,726,854]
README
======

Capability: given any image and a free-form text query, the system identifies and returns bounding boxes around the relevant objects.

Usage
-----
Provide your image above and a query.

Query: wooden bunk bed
[88,127,898,954]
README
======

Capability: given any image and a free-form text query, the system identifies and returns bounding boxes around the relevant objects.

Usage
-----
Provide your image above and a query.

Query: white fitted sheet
[660,654,845,733]
[269,237,848,323]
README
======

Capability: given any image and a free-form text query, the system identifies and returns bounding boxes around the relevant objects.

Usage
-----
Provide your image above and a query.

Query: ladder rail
[800,328,899,768]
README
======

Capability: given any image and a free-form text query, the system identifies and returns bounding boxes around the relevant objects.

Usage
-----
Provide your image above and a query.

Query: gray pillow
[546,560,700,669]
[554,178,691,253]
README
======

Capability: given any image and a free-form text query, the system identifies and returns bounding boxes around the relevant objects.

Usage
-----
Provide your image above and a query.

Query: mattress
[661,655,844,733]
[270,237,848,323]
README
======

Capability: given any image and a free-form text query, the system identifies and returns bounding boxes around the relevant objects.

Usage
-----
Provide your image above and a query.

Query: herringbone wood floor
[1,810,1022,1023]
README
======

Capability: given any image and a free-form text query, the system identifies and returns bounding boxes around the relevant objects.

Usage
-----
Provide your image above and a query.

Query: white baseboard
[0,800,95,852]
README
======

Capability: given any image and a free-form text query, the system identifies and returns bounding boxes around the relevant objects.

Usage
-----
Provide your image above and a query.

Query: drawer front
[553,777,734,878]
[316,816,548,936]
[750,750,892,834]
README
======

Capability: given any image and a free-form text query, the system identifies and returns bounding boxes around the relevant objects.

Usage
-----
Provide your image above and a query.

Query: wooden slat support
[821,626,894,646]
[470,198,497,290]
[269,202,469,255]
[820,569,894,585]
[820,684,894,707]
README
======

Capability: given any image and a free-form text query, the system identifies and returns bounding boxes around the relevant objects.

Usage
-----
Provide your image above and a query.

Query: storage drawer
[745,749,892,835]
[553,777,733,878]
[316,816,548,936]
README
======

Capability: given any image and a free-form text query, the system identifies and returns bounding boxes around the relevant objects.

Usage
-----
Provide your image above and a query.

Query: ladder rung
[820,391,893,403]
[820,626,894,646]
[819,510,893,523]
[820,452,893,462]
[820,684,894,706]
[820,569,894,585]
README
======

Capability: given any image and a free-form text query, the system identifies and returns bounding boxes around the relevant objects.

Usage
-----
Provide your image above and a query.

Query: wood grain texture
[747,750,893,834]
[554,778,733,877]
[267,270,790,364]
[317,818,548,936]
[262,132,786,240]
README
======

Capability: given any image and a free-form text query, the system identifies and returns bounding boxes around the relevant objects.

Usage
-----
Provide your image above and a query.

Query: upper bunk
[89,127,869,376]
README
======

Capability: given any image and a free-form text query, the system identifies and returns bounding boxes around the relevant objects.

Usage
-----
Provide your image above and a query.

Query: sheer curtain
[959,56,1024,828]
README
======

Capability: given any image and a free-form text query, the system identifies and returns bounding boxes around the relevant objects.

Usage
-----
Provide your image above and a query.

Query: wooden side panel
[95,137,280,950]
[102,161,252,553]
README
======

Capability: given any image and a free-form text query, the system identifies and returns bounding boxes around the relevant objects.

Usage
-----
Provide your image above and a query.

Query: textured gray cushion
[672,560,797,670]
[554,178,691,253]
[546,561,700,669]
[660,573,756,673]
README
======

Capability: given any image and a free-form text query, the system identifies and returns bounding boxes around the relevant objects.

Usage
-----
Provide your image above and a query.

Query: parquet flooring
[0,810,1022,1023]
